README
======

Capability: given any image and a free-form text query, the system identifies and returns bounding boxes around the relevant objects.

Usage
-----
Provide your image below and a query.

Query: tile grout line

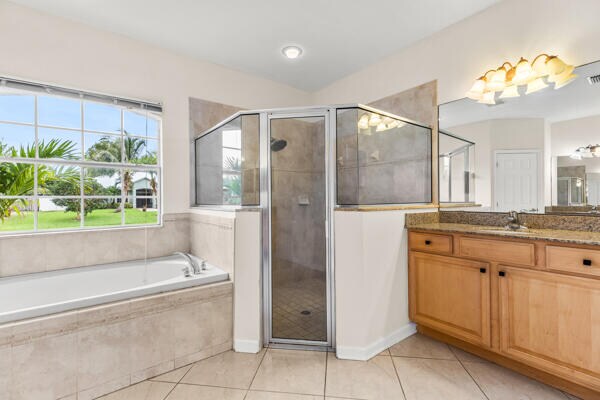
[449,345,490,400]
[158,346,240,399]
[323,348,328,398]
[390,352,409,400]
[389,354,462,361]
[243,346,269,399]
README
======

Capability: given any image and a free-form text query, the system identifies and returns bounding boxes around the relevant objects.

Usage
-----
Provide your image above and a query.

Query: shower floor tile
[271,276,327,342]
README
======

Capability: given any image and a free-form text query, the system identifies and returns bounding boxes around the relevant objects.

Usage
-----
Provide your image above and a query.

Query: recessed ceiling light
[282,45,303,59]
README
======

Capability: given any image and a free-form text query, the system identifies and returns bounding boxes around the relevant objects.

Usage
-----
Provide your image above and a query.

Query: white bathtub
[0,254,229,323]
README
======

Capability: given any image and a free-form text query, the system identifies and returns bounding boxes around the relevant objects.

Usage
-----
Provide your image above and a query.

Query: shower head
[270,137,288,152]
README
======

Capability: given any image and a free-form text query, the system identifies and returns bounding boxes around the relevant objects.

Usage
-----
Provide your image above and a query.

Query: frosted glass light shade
[526,78,548,94]
[513,58,534,85]
[487,68,507,91]
[466,78,486,100]
[478,91,496,105]
[368,113,381,127]
[499,85,520,98]
[357,114,369,130]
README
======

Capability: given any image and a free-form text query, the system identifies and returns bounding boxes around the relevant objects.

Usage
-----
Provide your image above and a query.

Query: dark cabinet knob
[499,271,506,277]
[583,259,592,267]
[425,240,431,245]
[480,268,486,273]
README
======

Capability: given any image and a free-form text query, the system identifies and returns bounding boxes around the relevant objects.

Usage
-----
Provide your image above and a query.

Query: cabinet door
[409,252,491,346]
[498,267,600,391]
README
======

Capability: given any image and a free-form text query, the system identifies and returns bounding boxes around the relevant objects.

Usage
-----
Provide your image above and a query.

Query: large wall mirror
[439,60,600,215]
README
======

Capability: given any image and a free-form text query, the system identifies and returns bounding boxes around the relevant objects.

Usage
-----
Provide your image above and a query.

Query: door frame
[260,109,336,349]
[493,149,543,212]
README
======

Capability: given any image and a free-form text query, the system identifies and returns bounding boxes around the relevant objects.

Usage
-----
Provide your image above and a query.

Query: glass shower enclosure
[194,105,432,349]
[439,130,475,203]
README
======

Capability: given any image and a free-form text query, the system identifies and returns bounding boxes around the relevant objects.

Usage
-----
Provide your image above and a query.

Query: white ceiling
[440,61,600,129]
[9,0,500,91]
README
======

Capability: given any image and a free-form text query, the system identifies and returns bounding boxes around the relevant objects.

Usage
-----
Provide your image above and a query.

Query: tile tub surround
[0,213,190,278]
[0,281,233,400]
[189,211,235,276]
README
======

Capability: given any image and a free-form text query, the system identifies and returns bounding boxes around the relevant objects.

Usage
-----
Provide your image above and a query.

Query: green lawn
[0,209,158,231]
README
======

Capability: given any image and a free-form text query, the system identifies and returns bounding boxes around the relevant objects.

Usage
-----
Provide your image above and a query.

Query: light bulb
[466,77,486,100]
[531,55,550,76]
[546,56,569,75]
[282,46,303,59]
[513,58,535,85]
[376,122,387,132]
[357,114,369,130]
[487,67,507,91]
[499,85,520,98]
[553,73,577,89]
[368,113,382,127]
[526,78,548,94]
[478,91,496,105]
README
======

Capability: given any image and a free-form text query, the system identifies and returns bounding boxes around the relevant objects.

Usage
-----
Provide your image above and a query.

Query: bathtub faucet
[174,252,205,276]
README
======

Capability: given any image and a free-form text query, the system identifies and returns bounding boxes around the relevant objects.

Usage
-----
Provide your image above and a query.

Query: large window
[0,79,162,233]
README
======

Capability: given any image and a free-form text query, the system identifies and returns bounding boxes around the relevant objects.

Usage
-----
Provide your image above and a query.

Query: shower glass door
[268,113,330,346]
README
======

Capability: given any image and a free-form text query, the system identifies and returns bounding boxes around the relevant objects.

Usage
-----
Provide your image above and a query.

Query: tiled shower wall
[0,213,190,278]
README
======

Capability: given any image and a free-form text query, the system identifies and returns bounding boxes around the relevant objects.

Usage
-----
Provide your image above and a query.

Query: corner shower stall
[193,105,432,349]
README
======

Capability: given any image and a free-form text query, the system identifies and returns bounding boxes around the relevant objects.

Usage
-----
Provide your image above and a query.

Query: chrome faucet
[506,211,523,231]
[174,252,205,276]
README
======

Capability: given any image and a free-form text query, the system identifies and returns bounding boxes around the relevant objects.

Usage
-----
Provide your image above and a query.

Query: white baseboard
[234,339,262,353]
[336,323,417,361]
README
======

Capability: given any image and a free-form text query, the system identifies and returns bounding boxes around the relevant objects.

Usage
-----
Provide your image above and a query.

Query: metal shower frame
[192,104,431,350]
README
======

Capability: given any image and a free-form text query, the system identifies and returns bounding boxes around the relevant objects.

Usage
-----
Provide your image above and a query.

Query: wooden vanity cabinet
[408,230,600,397]
[498,266,600,391]
[409,252,490,346]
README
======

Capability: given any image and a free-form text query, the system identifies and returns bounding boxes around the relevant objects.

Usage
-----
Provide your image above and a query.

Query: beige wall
[313,0,600,107]
[449,118,546,209]
[551,115,600,157]
[233,211,262,353]
[0,1,310,215]
[335,210,433,360]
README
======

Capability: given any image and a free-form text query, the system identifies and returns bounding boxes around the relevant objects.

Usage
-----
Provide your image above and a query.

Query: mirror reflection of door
[439,59,600,215]
[494,151,539,212]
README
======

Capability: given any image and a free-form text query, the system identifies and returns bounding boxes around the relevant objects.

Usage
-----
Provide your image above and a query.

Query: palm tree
[0,139,77,221]
[223,155,242,204]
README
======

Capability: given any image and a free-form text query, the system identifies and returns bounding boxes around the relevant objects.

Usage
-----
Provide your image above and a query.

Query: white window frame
[0,82,162,235]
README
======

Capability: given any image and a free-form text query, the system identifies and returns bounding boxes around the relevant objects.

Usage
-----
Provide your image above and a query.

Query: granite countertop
[408,223,600,246]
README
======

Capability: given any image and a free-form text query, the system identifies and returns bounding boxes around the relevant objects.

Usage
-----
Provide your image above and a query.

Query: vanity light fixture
[466,54,576,104]
[282,45,303,59]
[570,144,600,160]
[357,113,405,133]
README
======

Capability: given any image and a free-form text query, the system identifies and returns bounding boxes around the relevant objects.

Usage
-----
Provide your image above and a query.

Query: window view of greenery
[0,89,161,233]
[195,114,259,206]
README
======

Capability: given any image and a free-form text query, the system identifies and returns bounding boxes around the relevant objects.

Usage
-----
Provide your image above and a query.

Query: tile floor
[98,333,581,400]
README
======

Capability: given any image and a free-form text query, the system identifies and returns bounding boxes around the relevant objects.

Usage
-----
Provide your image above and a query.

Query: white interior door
[587,174,600,206]
[494,151,539,212]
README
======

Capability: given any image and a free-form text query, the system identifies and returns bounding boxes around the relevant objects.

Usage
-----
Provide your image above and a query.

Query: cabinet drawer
[546,246,600,278]
[458,236,535,266]
[409,232,452,254]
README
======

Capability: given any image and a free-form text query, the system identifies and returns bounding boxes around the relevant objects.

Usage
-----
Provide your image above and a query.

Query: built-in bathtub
[0,255,233,400]
[0,254,228,323]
